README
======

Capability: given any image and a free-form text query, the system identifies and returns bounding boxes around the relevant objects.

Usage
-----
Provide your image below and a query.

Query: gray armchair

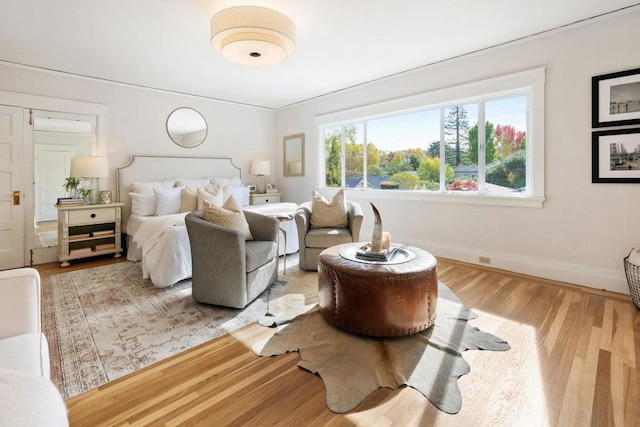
[295,201,364,271]
[185,210,279,308]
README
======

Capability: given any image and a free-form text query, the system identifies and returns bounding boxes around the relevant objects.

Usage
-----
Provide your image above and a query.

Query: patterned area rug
[42,260,316,399]
[254,283,510,414]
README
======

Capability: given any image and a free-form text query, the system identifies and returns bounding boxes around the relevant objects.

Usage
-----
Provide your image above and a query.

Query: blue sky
[364,95,527,152]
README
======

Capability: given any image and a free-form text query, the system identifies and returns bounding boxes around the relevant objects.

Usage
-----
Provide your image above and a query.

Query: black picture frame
[592,67,640,128]
[592,128,640,183]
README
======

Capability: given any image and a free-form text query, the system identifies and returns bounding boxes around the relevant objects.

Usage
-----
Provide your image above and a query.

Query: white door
[34,144,75,222]
[0,105,24,270]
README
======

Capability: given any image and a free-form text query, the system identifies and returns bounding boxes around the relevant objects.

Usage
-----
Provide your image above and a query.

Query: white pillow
[225,185,251,207]
[130,180,176,194]
[129,192,156,216]
[197,186,224,210]
[310,189,348,229]
[175,178,212,192]
[211,176,242,188]
[154,186,183,215]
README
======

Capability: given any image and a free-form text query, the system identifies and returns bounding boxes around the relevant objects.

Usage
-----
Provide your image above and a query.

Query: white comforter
[131,213,191,288]
[127,203,299,289]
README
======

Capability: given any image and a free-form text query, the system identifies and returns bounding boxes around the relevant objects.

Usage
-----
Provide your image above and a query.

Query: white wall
[276,11,640,294]
[0,63,278,193]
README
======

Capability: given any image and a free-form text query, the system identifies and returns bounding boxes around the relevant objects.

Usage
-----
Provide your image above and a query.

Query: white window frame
[315,68,546,208]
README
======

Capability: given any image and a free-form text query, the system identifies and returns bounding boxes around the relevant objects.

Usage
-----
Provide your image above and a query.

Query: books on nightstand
[57,197,85,206]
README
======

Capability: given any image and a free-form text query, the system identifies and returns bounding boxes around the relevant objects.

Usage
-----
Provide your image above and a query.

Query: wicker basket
[623,256,640,310]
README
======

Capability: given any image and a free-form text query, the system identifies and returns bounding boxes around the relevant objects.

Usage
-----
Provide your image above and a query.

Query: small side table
[276,214,293,275]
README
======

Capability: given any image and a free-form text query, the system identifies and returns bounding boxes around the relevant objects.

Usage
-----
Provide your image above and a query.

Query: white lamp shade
[251,160,271,176]
[70,156,109,178]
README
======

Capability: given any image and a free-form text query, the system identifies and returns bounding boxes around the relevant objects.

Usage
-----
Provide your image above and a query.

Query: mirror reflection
[33,117,93,248]
[166,107,208,148]
[283,133,305,176]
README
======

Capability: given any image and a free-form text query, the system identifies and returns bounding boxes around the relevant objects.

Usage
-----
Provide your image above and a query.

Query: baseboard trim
[404,238,629,295]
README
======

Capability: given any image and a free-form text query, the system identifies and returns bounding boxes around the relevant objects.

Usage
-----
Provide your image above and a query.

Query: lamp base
[256,175,267,194]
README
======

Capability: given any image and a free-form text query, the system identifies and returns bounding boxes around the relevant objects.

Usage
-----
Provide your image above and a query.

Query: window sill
[341,188,545,208]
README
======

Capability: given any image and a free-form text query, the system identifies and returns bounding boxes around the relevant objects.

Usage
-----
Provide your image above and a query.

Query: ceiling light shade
[210,6,296,67]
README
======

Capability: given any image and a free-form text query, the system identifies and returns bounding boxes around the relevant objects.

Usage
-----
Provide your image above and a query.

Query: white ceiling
[2,0,639,110]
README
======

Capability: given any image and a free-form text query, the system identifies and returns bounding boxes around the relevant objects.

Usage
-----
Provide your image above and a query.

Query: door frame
[0,90,108,266]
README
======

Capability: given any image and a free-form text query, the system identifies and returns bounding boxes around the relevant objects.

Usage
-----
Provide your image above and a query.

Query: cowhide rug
[253,282,510,414]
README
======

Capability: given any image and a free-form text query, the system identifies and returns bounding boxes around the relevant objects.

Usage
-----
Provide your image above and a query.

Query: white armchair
[0,268,68,426]
[0,268,49,377]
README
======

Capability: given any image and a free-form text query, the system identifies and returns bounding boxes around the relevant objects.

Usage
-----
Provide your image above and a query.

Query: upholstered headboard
[117,154,241,229]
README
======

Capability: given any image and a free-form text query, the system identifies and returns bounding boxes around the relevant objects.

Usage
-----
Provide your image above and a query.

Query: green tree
[324,129,341,187]
[390,171,421,190]
[468,121,497,164]
[444,106,469,166]
[417,157,455,183]
[486,150,526,189]
[367,143,381,171]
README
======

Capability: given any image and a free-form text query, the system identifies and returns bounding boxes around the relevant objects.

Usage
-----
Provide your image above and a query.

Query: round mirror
[166,107,208,148]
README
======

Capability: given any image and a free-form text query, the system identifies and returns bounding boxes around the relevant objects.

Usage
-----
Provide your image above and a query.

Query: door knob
[12,191,20,206]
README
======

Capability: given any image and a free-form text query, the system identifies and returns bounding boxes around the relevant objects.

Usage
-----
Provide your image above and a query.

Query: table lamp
[70,156,109,204]
[251,160,271,194]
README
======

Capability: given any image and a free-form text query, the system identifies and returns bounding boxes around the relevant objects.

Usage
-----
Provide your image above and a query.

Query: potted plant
[63,177,83,198]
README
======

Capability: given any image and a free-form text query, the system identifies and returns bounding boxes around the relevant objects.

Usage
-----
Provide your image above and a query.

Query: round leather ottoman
[318,243,438,337]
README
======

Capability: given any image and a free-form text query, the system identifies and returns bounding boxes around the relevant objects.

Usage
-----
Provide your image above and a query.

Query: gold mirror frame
[283,133,305,177]
[166,107,208,148]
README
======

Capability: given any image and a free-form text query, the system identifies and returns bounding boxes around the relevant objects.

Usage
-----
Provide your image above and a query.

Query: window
[317,68,545,207]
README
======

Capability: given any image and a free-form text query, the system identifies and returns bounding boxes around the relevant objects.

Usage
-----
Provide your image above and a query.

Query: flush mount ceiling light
[210,6,296,67]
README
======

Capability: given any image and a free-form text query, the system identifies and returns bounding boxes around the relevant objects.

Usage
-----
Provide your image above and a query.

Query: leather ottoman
[318,243,438,337]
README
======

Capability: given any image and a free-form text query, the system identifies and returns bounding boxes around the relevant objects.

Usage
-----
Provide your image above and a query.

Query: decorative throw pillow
[197,186,224,210]
[154,186,183,215]
[129,192,156,216]
[180,187,198,213]
[310,189,348,228]
[203,196,253,240]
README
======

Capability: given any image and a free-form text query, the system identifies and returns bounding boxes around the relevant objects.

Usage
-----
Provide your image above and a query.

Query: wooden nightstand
[57,203,124,267]
[250,192,282,205]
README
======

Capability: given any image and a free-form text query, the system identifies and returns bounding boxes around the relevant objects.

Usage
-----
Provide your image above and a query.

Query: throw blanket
[132,213,188,281]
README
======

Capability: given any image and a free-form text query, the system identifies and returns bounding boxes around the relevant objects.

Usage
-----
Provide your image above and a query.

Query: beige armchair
[185,210,279,308]
[295,201,364,271]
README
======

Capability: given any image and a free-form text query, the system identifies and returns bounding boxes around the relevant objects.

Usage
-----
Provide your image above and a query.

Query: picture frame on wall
[592,128,640,183]
[592,67,640,128]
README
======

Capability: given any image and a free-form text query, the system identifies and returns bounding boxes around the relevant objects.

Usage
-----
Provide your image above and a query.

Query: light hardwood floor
[38,258,639,426]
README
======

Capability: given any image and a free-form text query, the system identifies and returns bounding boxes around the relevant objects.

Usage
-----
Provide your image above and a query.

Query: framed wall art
[592,67,640,128]
[592,128,640,183]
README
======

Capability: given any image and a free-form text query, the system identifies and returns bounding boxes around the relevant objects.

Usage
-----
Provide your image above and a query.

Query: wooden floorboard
[37,257,640,426]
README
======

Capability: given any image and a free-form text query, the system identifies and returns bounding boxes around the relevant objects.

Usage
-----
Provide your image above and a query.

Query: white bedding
[127,203,299,288]
[128,213,191,288]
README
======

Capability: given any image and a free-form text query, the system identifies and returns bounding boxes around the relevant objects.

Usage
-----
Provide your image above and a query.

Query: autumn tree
[494,124,526,159]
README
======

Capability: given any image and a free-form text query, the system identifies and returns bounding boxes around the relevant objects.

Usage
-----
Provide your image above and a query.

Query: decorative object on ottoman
[356,203,395,261]
[318,243,438,337]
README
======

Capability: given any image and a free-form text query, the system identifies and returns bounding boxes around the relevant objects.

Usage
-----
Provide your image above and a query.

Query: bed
[117,155,298,288]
